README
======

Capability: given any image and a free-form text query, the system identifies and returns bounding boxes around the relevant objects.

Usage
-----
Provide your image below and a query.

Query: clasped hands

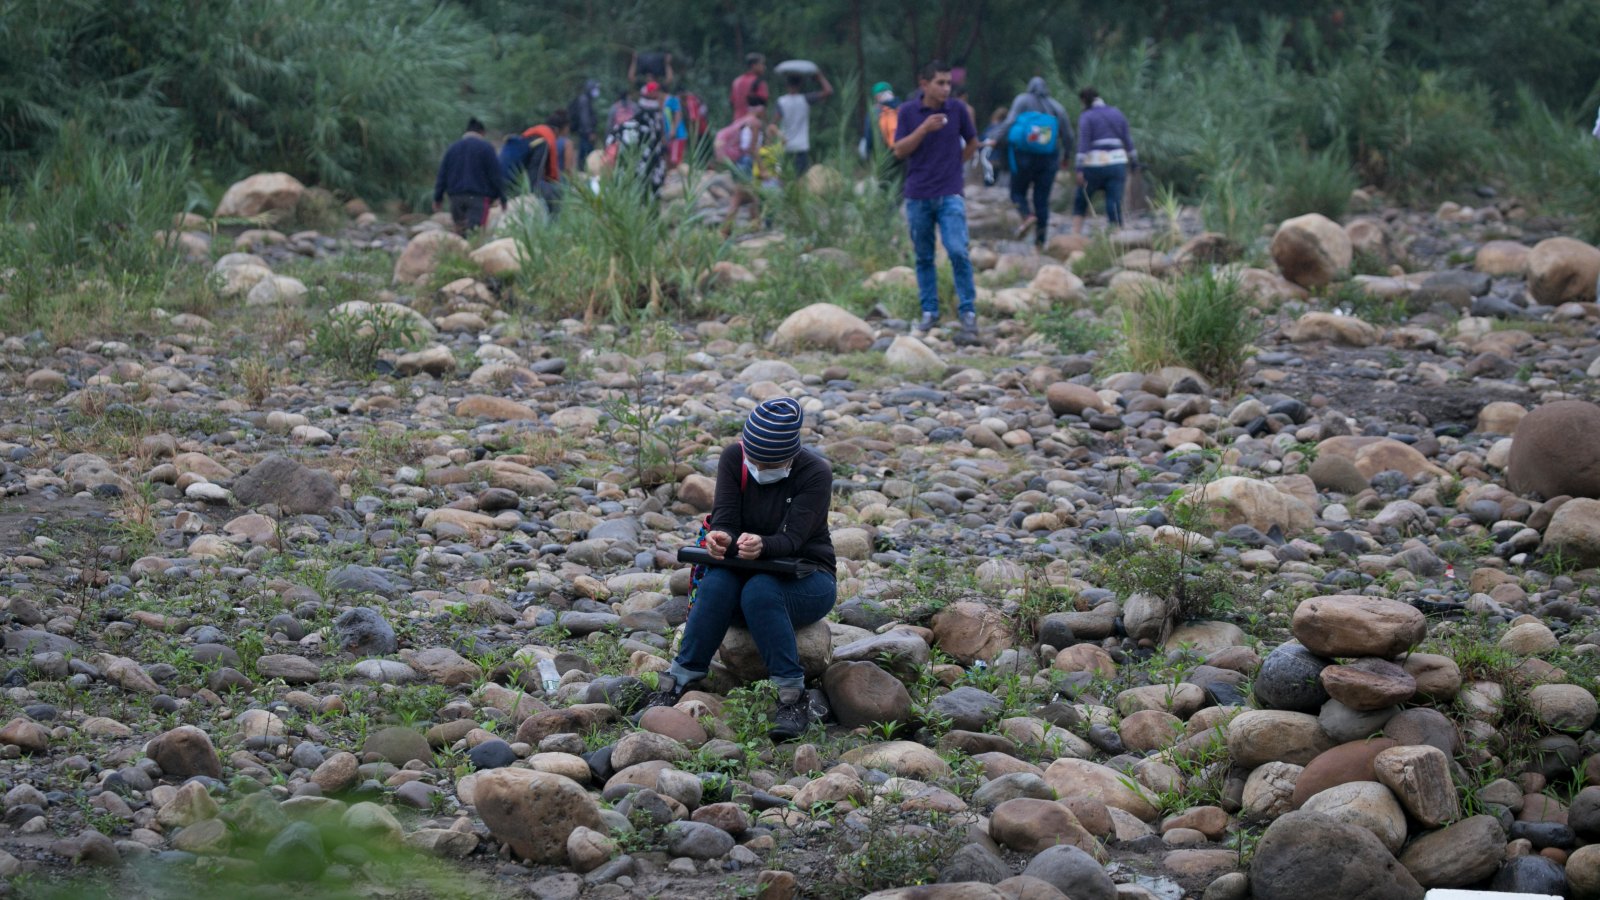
[705,530,762,560]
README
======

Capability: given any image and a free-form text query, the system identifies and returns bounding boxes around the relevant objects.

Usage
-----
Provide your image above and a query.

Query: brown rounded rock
[1527,236,1600,305]
[1320,658,1416,711]
[1290,738,1399,808]
[146,725,222,779]
[638,706,709,747]
[822,661,913,729]
[1290,595,1426,659]
[1046,382,1106,417]
[1250,811,1423,900]
[1398,815,1508,888]
[474,769,603,864]
[1227,710,1333,768]
[990,798,1099,855]
[1509,401,1600,501]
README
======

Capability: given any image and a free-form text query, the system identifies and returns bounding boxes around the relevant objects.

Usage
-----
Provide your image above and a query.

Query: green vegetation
[1123,269,1258,386]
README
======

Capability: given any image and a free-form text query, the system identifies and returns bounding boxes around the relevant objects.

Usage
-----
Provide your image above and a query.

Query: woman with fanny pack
[1070,87,1138,235]
[642,397,836,741]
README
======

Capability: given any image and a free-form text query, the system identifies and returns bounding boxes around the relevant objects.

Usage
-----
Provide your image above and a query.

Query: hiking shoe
[639,677,687,711]
[959,311,978,333]
[1014,215,1037,239]
[915,311,940,333]
[769,697,811,742]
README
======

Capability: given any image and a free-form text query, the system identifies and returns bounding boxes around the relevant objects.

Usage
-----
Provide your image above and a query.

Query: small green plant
[310,305,427,376]
[810,794,976,899]
[1123,268,1258,386]
[1032,307,1117,356]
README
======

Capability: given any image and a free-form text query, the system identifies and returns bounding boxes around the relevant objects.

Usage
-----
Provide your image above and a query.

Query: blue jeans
[906,194,976,316]
[670,567,836,692]
[1073,163,1128,227]
[1010,153,1058,245]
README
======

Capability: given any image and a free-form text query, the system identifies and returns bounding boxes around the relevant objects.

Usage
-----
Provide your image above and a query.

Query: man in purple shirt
[894,60,978,337]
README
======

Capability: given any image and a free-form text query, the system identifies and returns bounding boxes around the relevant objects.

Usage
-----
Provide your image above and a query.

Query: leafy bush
[1123,269,1258,385]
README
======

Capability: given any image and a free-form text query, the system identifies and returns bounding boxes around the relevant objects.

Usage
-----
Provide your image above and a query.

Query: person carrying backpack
[607,81,669,197]
[519,110,569,215]
[716,96,770,236]
[998,76,1072,249]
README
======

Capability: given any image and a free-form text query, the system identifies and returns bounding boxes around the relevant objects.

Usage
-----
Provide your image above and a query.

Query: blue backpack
[1008,110,1059,156]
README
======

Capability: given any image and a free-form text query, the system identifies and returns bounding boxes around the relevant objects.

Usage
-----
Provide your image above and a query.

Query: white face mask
[745,458,791,484]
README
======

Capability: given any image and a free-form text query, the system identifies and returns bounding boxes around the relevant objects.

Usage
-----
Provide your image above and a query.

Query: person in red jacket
[730,53,768,120]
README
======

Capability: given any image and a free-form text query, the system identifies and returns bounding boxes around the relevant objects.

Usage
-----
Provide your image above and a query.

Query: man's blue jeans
[1072,163,1129,227]
[906,194,976,317]
[669,567,836,692]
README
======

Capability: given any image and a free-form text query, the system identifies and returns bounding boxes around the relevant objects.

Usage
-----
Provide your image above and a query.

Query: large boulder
[1270,214,1353,288]
[1249,811,1423,900]
[216,173,305,219]
[719,620,832,682]
[473,769,602,864]
[1527,236,1600,305]
[1290,596,1426,659]
[1397,815,1507,887]
[394,230,471,285]
[1188,476,1314,536]
[1508,400,1600,499]
[822,661,912,729]
[769,303,874,352]
[930,601,1014,665]
[233,455,340,515]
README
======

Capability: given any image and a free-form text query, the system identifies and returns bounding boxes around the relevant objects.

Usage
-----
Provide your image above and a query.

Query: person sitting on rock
[643,397,837,741]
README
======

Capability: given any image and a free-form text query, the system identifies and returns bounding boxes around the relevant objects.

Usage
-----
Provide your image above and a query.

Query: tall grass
[0,127,194,327]
[1123,269,1258,386]
[1033,9,1545,239]
[504,164,723,322]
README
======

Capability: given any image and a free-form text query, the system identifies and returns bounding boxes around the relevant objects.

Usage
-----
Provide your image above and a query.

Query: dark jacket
[709,443,835,570]
[434,133,505,205]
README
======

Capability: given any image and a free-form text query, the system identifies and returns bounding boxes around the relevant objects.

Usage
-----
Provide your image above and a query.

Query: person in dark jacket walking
[642,398,836,742]
[433,118,505,235]
[999,76,1072,248]
[1071,87,1137,235]
[570,79,602,162]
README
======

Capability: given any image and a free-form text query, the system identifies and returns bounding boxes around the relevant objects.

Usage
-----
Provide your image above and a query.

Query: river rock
[1249,811,1423,900]
[1527,236,1600,304]
[1290,596,1425,659]
[1509,401,1600,500]
[474,769,603,864]
[1270,214,1352,288]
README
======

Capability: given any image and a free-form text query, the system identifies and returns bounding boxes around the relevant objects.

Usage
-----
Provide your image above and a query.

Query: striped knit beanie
[742,397,803,464]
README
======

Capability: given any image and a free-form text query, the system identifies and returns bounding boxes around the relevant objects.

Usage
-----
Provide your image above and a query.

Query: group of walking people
[431,53,1137,343]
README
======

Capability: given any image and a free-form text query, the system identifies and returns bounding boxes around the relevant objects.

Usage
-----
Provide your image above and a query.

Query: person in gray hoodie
[999,76,1072,248]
